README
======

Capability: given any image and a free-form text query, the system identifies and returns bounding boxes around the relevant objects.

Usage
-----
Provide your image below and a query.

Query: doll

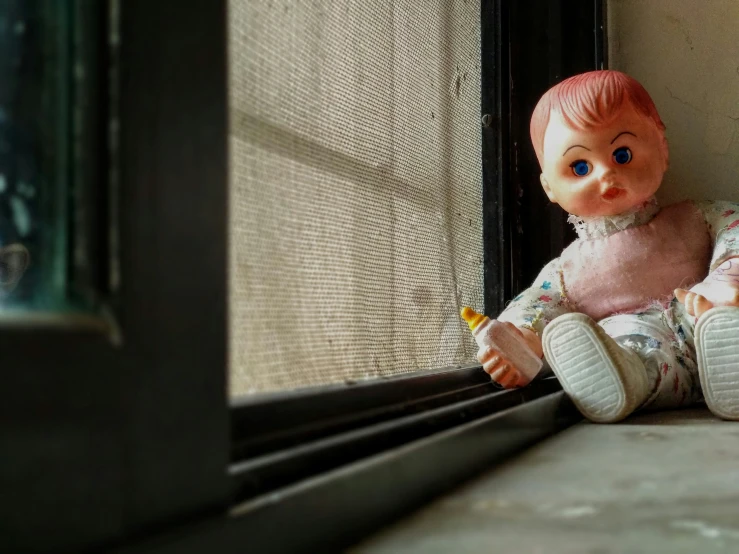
[478,70,739,423]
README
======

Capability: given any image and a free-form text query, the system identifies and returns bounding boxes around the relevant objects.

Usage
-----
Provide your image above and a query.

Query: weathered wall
[608,0,739,204]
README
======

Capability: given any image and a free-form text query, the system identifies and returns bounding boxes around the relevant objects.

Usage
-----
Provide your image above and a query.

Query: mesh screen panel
[229,0,484,395]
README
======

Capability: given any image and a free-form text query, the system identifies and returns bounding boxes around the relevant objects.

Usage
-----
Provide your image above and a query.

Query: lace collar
[567,197,660,240]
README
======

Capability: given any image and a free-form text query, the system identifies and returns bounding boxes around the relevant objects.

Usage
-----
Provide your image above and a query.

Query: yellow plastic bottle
[460,307,542,381]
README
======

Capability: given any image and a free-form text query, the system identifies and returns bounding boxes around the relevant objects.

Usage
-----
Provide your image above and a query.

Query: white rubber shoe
[542,313,649,423]
[696,306,739,421]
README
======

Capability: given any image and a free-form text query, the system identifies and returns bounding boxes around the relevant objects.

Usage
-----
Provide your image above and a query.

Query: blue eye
[571,160,591,176]
[613,147,632,165]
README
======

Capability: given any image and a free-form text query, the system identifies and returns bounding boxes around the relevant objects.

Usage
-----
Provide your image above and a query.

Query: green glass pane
[0,1,105,314]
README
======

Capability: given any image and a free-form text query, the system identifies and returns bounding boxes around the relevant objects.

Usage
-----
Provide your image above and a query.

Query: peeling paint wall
[608,1,739,204]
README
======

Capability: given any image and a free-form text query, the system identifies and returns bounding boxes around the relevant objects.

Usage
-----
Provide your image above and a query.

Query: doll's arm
[676,202,739,317]
[496,257,572,337]
[479,258,572,387]
[675,256,739,317]
[695,201,739,271]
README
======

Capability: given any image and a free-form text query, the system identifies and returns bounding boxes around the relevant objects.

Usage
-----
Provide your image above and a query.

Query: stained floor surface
[354,408,739,554]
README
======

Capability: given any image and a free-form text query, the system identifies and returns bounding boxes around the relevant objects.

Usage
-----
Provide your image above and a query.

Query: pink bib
[560,201,711,320]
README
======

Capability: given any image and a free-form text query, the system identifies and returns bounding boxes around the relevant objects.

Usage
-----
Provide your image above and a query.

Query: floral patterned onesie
[498,198,739,409]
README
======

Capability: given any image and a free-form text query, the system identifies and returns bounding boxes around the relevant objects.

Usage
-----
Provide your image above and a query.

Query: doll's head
[530,70,668,217]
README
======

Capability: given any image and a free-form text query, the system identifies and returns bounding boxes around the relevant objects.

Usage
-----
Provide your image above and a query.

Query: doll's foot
[696,307,739,420]
[542,313,649,423]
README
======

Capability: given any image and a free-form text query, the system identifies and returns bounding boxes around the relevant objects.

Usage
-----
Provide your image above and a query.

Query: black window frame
[2,1,605,552]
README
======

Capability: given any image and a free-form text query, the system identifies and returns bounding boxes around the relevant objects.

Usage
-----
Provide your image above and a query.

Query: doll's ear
[540,174,558,203]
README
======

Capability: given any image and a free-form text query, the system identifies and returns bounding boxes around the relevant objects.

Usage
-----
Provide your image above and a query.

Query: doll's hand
[476,323,543,389]
[675,257,739,318]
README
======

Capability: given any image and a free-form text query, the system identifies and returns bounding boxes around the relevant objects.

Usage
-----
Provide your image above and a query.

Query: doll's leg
[600,307,701,411]
[542,312,650,423]
[695,306,739,420]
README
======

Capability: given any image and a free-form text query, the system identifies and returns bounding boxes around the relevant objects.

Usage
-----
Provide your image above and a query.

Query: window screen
[229,0,484,395]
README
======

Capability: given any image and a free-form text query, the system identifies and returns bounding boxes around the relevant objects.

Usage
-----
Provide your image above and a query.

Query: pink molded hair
[530,70,666,168]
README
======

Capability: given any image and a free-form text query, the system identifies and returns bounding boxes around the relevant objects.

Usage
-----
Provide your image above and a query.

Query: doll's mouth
[602,187,625,201]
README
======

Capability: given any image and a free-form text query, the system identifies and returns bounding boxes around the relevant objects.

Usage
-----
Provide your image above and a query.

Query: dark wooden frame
[1,1,229,551]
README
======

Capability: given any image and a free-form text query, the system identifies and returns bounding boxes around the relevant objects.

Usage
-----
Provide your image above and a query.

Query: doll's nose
[596,168,617,190]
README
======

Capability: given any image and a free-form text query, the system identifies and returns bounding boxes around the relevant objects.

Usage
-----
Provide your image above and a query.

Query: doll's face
[539,103,668,217]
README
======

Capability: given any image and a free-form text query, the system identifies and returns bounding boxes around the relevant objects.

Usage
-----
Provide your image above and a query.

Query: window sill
[116,376,580,553]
